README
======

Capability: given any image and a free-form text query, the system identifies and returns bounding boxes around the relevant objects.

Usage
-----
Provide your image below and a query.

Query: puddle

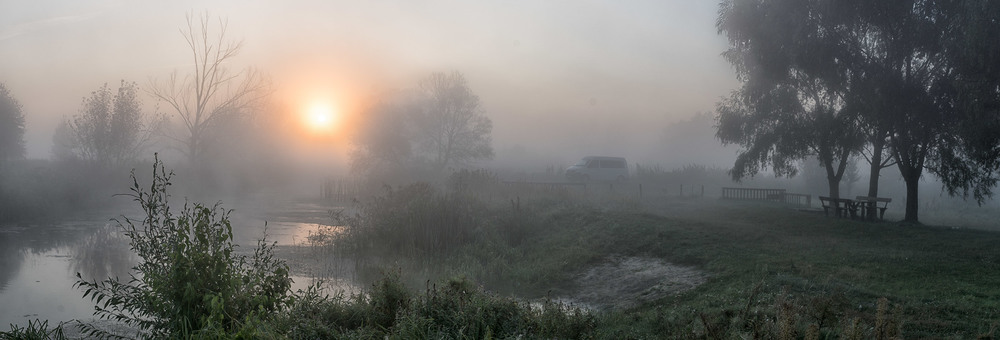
[562,255,707,310]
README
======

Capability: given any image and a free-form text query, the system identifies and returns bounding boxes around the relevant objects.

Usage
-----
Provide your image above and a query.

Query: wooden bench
[818,196,858,218]
[855,196,891,221]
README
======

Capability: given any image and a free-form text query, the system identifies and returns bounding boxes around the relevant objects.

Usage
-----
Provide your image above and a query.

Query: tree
[148,12,269,166]
[350,72,494,183]
[350,93,414,182]
[842,0,1000,223]
[0,83,25,162]
[62,81,158,168]
[934,0,1000,207]
[716,0,866,199]
[717,0,1000,223]
[412,71,493,172]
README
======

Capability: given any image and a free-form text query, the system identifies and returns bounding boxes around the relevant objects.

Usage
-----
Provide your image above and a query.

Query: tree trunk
[827,175,841,200]
[867,138,884,197]
[903,174,920,223]
[897,159,922,224]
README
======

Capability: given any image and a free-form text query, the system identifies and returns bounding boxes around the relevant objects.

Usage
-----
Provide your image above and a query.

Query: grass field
[328,186,1000,339]
[624,198,1000,338]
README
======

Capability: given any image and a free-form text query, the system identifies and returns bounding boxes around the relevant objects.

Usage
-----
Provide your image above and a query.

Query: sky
[0,0,738,168]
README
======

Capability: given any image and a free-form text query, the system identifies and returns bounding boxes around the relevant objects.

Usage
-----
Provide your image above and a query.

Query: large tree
[934,0,1000,205]
[716,0,866,199]
[412,71,493,172]
[350,72,494,183]
[148,12,269,166]
[350,92,415,183]
[61,81,159,168]
[0,83,25,162]
[717,0,1000,223]
[844,0,1000,223]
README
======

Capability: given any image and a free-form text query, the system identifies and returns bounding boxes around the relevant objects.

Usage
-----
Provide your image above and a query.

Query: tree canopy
[716,0,866,199]
[716,0,1000,223]
[351,71,493,183]
[413,71,494,172]
[0,83,25,162]
[60,81,159,168]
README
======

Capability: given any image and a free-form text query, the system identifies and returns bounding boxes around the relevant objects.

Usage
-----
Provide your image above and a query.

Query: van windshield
[574,159,588,166]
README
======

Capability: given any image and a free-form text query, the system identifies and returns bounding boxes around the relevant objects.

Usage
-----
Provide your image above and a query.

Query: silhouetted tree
[350,72,493,183]
[412,71,493,172]
[0,83,25,162]
[716,0,865,199]
[148,12,269,167]
[63,81,159,168]
[933,0,1000,208]
[717,0,1000,223]
[350,93,415,183]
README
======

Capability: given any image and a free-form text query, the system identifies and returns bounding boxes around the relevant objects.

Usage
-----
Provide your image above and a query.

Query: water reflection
[0,231,25,291]
[0,202,358,330]
[71,224,133,282]
[0,219,134,329]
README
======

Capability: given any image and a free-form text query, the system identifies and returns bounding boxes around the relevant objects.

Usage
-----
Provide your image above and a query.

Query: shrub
[73,155,291,339]
[337,183,486,259]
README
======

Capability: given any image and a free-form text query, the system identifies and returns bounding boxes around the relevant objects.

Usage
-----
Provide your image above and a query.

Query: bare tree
[148,12,269,166]
[412,71,493,172]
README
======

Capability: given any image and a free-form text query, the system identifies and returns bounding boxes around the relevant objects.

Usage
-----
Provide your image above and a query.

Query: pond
[0,199,355,331]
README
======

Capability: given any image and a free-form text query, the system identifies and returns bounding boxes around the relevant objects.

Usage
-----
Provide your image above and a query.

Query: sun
[305,102,337,132]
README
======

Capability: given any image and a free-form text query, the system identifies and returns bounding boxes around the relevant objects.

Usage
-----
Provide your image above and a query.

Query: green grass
[330,185,1000,339]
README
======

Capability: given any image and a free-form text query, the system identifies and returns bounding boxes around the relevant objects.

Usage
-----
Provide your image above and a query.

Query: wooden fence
[783,193,812,207]
[721,187,786,201]
[720,187,811,207]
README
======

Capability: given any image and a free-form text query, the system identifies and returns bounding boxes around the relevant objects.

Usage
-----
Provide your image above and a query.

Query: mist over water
[2,1,1000,337]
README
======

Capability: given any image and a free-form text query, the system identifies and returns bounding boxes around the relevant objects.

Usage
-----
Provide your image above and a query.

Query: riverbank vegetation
[5,164,1000,338]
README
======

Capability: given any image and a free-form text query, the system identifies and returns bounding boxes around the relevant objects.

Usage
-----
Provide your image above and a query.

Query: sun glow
[305,102,337,132]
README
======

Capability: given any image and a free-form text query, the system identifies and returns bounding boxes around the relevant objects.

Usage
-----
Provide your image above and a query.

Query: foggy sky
[1,0,737,167]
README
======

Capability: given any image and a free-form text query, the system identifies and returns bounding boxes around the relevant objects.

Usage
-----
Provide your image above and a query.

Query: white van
[565,156,629,182]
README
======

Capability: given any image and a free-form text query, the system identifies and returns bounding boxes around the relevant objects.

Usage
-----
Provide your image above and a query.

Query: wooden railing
[783,193,812,207]
[721,187,811,207]
[721,187,786,201]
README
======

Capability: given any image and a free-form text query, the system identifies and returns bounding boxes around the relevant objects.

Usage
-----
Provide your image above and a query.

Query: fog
[2,1,735,168]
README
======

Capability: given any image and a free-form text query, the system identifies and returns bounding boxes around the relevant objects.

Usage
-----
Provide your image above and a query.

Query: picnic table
[819,196,857,218]
[818,196,891,221]
[855,196,891,221]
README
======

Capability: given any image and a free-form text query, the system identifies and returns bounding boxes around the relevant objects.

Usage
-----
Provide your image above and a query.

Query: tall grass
[273,272,595,339]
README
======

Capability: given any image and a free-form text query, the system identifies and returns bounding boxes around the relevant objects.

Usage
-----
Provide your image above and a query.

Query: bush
[73,155,291,339]
[337,183,487,259]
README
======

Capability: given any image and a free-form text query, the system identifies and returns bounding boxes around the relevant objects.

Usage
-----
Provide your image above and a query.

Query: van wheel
[581,175,590,183]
